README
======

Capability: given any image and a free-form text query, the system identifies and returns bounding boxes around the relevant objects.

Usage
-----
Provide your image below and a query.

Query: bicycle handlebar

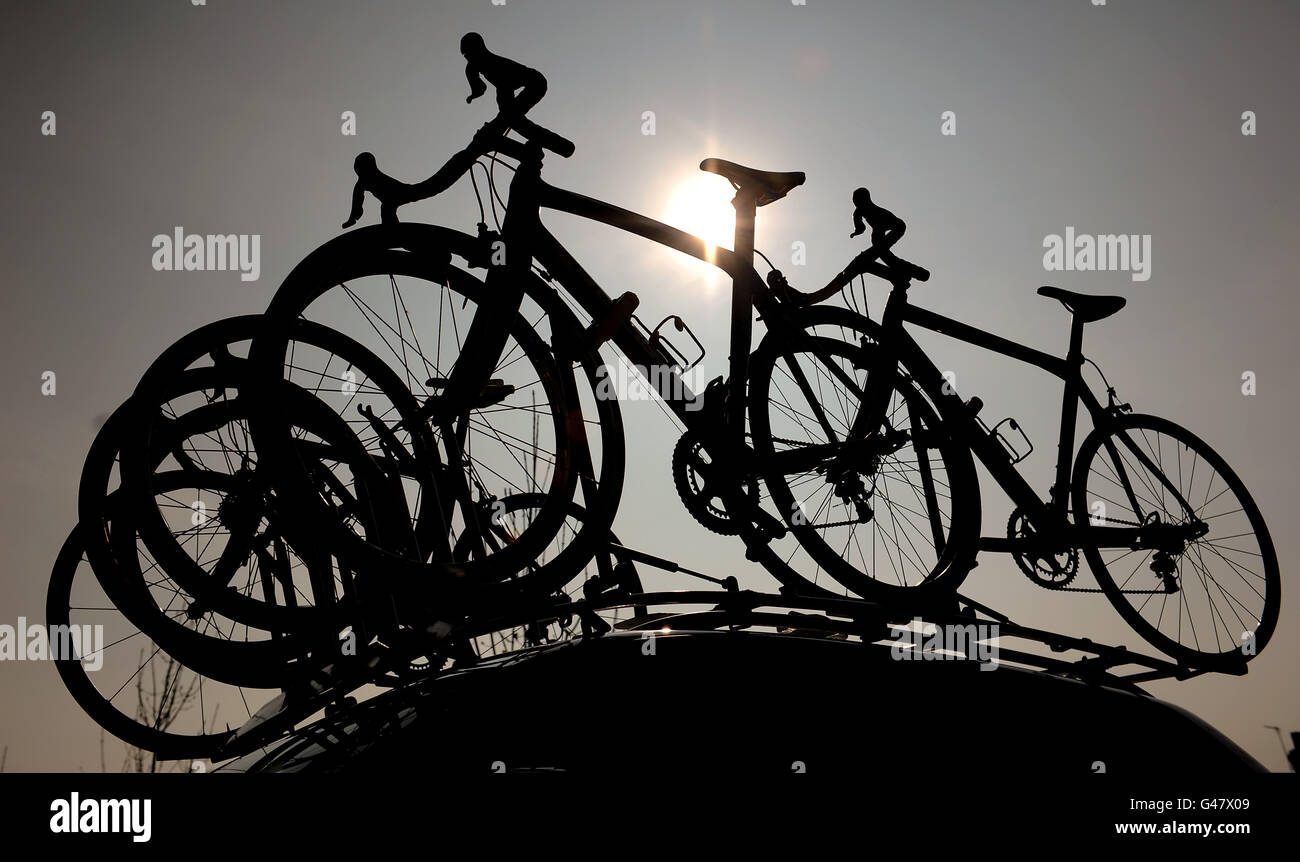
[782,249,884,307]
[782,246,931,307]
[344,111,574,227]
[470,115,575,160]
[406,114,571,201]
[344,32,575,227]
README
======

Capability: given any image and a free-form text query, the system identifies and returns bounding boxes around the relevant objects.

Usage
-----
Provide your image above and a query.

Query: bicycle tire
[749,305,981,601]
[47,524,273,760]
[120,316,438,630]
[1072,413,1280,669]
[249,224,625,601]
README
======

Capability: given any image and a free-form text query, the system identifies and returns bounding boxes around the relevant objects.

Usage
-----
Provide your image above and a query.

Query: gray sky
[2,0,1298,771]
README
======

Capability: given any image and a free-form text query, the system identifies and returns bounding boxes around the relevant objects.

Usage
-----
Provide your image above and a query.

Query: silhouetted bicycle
[766,255,1281,670]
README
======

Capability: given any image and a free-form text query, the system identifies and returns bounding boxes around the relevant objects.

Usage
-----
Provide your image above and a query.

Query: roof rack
[451,587,1227,689]
[212,568,1237,762]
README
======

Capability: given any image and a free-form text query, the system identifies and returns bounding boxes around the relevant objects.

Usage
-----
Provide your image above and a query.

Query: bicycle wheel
[80,397,367,688]
[47,524,280,761]
[1072,414,1280,669]
[249,229,581,591]
[120,316,438,631]
[749,306,981,601]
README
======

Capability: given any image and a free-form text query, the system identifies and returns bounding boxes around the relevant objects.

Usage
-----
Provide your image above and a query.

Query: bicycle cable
[479,159,503,230]
[468,162,488,225]
[1083,356,1117,399]
[487,150,510,221]
[843,274,870,319]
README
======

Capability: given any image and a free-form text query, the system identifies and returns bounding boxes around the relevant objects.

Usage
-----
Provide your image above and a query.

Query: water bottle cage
[647,315,705,372]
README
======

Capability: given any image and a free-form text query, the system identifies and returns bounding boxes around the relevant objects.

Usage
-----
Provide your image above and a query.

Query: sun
[663,173,736,260]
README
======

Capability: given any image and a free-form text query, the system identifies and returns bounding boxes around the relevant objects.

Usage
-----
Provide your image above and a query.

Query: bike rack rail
[209,547,1237,763]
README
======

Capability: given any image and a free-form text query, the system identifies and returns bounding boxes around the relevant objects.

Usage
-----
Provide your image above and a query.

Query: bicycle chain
[768,433,888,531]
[805,517,870,530]
[1027,514,1169,594]
[761,439,1171,594]
[760,436,867,529]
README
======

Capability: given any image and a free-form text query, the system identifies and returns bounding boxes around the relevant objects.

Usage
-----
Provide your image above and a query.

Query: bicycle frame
[438,143,1200,558]
[866,284,1199,552]
[538,183,767,437]
[447,145,785,453]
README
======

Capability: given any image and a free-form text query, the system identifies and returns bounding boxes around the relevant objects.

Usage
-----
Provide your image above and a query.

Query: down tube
[529,226,705,423]
[894,329,1051,521]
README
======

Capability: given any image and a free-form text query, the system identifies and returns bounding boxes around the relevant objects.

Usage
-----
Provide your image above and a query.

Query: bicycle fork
[815,296,908,526]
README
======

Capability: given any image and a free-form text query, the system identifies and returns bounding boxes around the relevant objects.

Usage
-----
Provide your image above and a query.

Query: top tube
[538,182,747,279]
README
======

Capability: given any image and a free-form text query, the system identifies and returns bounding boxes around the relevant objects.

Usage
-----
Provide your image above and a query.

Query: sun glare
[664,173,736,261]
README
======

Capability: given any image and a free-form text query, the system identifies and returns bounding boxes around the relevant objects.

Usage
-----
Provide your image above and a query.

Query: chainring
[671,430,758,536]
[1007,508,1079,589]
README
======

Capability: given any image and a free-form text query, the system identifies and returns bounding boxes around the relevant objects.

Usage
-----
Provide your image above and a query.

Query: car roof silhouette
[216,616,1264,775]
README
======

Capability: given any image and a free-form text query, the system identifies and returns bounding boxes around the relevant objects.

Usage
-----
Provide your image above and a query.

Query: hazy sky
[2,0,1298,771]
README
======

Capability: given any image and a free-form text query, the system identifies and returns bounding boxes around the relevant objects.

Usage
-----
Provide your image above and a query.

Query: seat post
[1067,314,1085,359]
[727,188,758,445]
[1052,313,1086,515]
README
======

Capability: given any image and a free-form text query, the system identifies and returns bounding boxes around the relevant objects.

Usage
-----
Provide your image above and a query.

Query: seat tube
[727,188,758,446]
[1052,316,1086,515]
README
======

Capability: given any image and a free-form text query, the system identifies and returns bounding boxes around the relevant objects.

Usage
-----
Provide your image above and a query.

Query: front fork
[819,293,906,508]
[393,157,544,563]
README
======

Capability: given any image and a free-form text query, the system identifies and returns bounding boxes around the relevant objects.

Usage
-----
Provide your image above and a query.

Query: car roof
[217,627,1265,775]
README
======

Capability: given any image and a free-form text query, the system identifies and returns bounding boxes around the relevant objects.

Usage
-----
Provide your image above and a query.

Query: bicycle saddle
[1037,286,1126,322]
[700,158,805,207]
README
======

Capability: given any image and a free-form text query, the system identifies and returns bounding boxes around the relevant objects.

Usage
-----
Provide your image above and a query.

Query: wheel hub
[217,470,265,535]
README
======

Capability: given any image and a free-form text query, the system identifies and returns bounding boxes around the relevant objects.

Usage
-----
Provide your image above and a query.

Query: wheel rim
[750,313,978,598]
[48,525,281,761]
[249,249,578,589]
[1075,416,1279,666]
[123,317,442,629]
